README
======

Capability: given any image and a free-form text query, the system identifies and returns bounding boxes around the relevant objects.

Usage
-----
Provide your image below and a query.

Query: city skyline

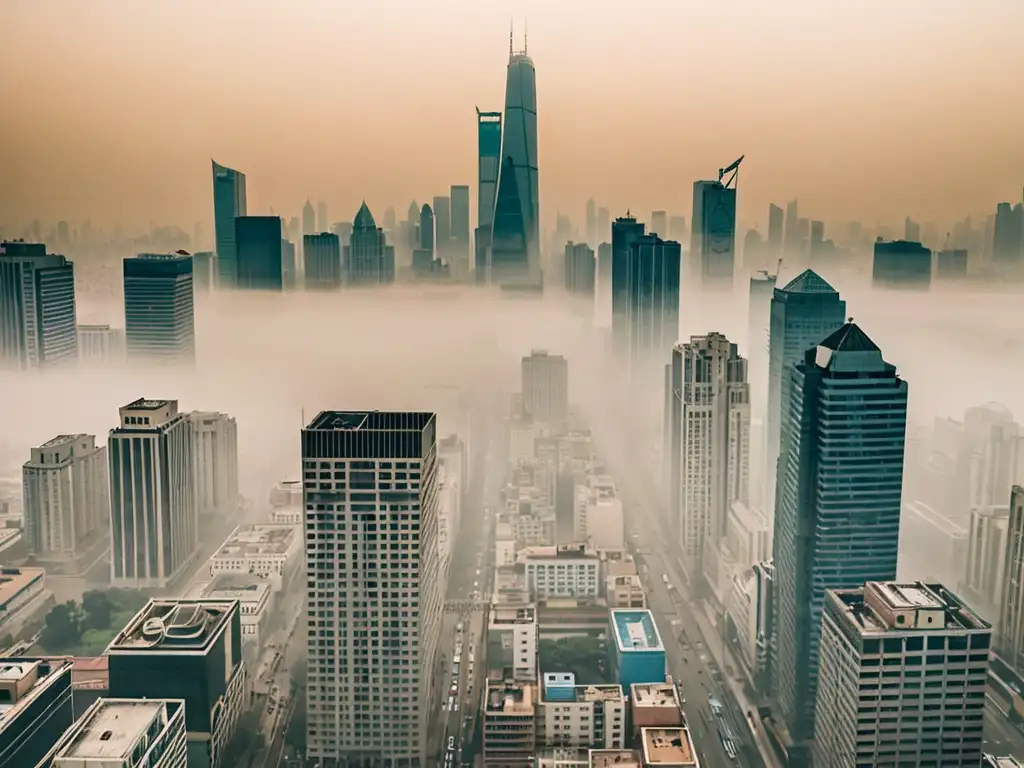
[2,2,1023,230]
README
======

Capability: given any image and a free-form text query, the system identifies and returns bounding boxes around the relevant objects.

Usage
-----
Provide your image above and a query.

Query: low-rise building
[574,475,624,550]
[0,567,51,638]
[521,544,600,601]
[640,726,699,766]
[203,580,272,651]
[604,560,646,610]
[488,604,538,681]
[629,683,684,739]
[538,672,626,750]
[47,697,188,768]
[208,523,300,592]
[484,675,536,767]
[0,657,74,767]
[609,610,666,689]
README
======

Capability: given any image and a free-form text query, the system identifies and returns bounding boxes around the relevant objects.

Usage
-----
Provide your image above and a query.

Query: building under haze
[489,38,540,286]
[303,232,342,289]
[450,183,470,271]
[998,487,1024,672]
[872,239,932,289]
[765,269,845,522]
[123,253,195,364]
[0,240,78,370]
[993,201,1024,269]
[108,398,196,588]
[77,323,125,365]
[188,411,238,519]
[521,350,569,425]
[624,233,681,373]
[747,271,777,506]
[474,108,502,281]
[235,216,283,290]
[691,172,739,287]
[610,214,646,355]
[433,194,451,259]
[301,411,442,767]
[563,241,595,296]
[302,199,315,236]
[770,323,908,766]
[814,582,988,767]
[22,434,109,571]
[211,160,247,288]
[345,202,395,285]
[420,203,435,254]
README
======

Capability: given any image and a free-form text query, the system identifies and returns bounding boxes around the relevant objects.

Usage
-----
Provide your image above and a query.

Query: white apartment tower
[108,398,196,588]
[188,411,239,517]
[521,350,569,424]
[22,434,109,564]
[814,581,989,767]
[301,411,442,767]
[672,333,750,582]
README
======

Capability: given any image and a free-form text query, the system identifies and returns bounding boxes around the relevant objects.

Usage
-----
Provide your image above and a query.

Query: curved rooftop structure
[354,201,376,230]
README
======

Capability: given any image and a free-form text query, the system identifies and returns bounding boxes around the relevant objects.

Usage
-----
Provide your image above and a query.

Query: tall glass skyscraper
[765,269,845,520]
[344,203,395,285]
[475,109,502,280]
[769,323,908,766]
[691,179,737,285]
[625,234,681,372]
[123,253,195,364]
[490,40,539,285]
[235,216,283,291]
[211,160,247,288]
[610,214,646,355]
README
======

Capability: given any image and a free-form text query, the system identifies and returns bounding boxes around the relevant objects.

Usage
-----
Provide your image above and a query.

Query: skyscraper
[0,241,78,369]
[123,253,195,364]
[433,195,451,259]
[747,272,777,507]
[564,242,595,296]
[767,203,784,260]
[765,269,845,521]
[235,216,283,291]
[672,334,750,582]
[997,486,1024,670]
[108,398,196,588]
[303,232,342,289]
[625,234,681,370]
[770,323,908,764]
[993,201,1024,267]
[521,350,569,425]
[211,160,247,288]
[22,434,109,568]
[475,108,502,280]
[585,198,596,246]
[187,411,238,519]
[872,239,932,289]
[668,215,687,244]
[597,207,611,244]
[345,202,395,285]
[691,175,738,286]
[610,213,646,354]
[814,581,988,767]
[302,411,441,766]
[450,184,470,270]
[490,36,539,285]
[783,199,800,263]
[420,203,435,253]
[302,199,316,236]
[650,210,668,238]
[317,200,329,233]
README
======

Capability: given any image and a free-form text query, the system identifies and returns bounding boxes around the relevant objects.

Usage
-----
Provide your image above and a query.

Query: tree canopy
[40,588,151,656]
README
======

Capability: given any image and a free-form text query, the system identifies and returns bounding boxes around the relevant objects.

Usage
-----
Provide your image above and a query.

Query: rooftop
[574,684,623,703]
[641,727,697,766]
[122,397,172,411]
[485,680,534,713]
[831,581,990,636]
[0,658,73,730]
[490,605,536,625]
[819,322,880,354]
[109,599,236,654]
[781,268,837,294]
[204,580,271,606]
[212,523,297,559]
[631,683,679,708]
[53,698,178,760]
[38,434,83,449]
[306,410,434,432]
[590,750,642,767]
[0,567,45,606]
[612,610,663,653]
[520,543,598,561]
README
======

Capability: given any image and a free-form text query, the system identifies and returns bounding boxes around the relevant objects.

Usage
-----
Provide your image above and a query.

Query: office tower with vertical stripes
[211,160,247,288]
[123,253,195,363]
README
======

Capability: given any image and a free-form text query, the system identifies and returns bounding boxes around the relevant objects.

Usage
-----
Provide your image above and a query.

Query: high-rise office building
[770,323,908,765]
[610,214,646,354]
[77,323,125,365]
[671,335,750,583]
[564,241,595,296]
[211,160,247,288]
[597,207,611,244]
[0,241,78,369]
[491,38,539,285]
[123,253,195,363]
[691,175,738,286]
[235,216,283,291]
[301,411,442,766]
[650,210,668,238]
[585,198,597,246]
[302,199,316,236]
[522,350,569,425]
[281,239,296,289]
[960,504,1010,625]
[345,203,395,285]
[108,599,246,768]
[767,203,784,259]
[814,582,988,767]
[108,398,196,588]
[936,248,969,279]
[997,486,1024,671]
[765,269,845,521]
[22,434,108,568]
[0,657,74,767]
[420,203,435,254]
[317,200,329,233]
[450,184,470,269]
[188,411,238,518]
[597,242,612,321]
[668,215,687,244]
[191,250,214,291]
[783,199,801,263]
[625,234,681,371]
[433,195,451,257]
[475,108,502,280]
[747,272,777,507]
[872,240,932,289]
[993,201,1024,267]
[303,232,342,289]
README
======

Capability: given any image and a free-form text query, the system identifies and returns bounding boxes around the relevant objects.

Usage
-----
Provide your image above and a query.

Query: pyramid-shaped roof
[781,269,836,294]
[354,201,376,230]
[819,322,880,353]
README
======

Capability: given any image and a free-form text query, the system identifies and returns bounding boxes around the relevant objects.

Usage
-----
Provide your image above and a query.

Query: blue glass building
[211,160,247,288]
[610,610,666,689]
[123,253,195,363]
[235,216,283,291]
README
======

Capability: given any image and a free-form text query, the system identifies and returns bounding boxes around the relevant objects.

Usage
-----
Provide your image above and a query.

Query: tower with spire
[343,202,394,286]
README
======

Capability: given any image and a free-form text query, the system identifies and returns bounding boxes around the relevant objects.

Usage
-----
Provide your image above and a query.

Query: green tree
[41,602,81,653]
[81,590,114,630]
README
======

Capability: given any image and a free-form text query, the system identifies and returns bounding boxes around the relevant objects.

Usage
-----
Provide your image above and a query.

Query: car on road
[447,695,454,711]
[450,682,458,694]
[448,736,456,751]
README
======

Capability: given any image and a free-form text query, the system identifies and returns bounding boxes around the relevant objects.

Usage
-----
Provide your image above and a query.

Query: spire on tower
[509,18,513,55]
[524,17,528,53]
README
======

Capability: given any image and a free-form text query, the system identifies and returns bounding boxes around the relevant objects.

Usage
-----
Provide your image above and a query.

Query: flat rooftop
[0,658,72,729]
[574,684,622,703]
[612,610,663,652]
[38,434,83,449]
[109,599,236,653]
[205,581,271,605]
[0,567,45,606]
[54,698,172,759]
[631,683,679,708]
[490,605,536,625]
[122,397,172,411]
[590,750,642,768]
[485,681,534,713]
[832,581,990,636]
[519,544,598,561]
[213,523,297,558]
[306,410,434,432]
[641,727,697,766]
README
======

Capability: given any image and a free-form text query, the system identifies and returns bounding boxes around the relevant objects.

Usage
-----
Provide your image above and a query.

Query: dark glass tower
[344,202,395,285]
[769,323,907,765]
[211,160,247,288]
[626,234,681,370]
[123,253,195,363]
[691,179,737,286]
[475,109,502,281]
[610,214,646,355]
[303,232,342,289]
[235,216,283,291]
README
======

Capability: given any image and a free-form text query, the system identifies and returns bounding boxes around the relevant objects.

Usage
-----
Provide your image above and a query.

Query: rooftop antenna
[524,17,528,54]
[509,18,513,55]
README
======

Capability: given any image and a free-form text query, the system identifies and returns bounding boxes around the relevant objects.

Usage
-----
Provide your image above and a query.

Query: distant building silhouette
[123,253,195,364]
[625,234,681,370]
[235,216,283,291]
[872,239,932,290]
[344,203,395,285]
[904,216,921,243]
[936,248,968,279]
[993,202,1024,268]
[450,184,470,272]
[0,240,78,369]
[211,160,247,288]
[419,204,435,254]
[610,213,646,355]
[597,207,611,244]
[767,203,784,259]
[302,199,315,236]
[563,241,595,296]
[692,160,741,288]
[433,195,451,259]
[304,232,341,289]
[668,214,687,244]
[475,108,502,281]
[650,210,668,238]
[585,198,596,246]
[281,239,296,289]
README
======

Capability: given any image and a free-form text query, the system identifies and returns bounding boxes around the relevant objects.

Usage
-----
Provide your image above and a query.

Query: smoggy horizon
[2,0,1023,235]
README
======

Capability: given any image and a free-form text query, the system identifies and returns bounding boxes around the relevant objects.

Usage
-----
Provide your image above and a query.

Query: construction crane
[718,155,745,189]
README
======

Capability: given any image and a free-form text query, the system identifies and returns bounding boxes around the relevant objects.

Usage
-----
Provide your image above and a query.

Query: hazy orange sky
[2,0,1022,236]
